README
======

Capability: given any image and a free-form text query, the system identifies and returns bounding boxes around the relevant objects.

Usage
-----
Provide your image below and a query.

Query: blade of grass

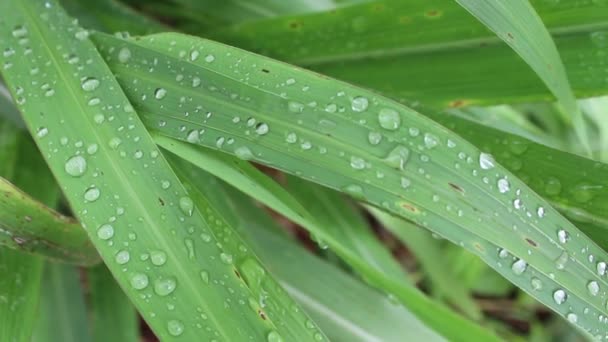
[32,263,91,342]
[0,1,322,340]
[453,0,591,154]
[367,206,481,319]
[190,170,448,342]
[88,265,139,342]
[206,0,608,108]
[94,31,608,336]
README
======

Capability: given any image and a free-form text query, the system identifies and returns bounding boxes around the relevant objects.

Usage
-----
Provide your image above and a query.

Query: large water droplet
[267,331,284,342]
[65,155,87,177]
[186,129,200,143]
[350,156,366,170]
[154,277,177,296]
[255,123,269,135]
[130,273,149,290]
[588,281,600,296]
[367,131,382,145]
[84,186,100,202]
[384,145,410,170]
[497,178,510,193]
[115,250,130,264]
[423,133,439,149]
[479,153,495,170]
[288,101,305,113]
[557,229,569,244]
[81,77,100,92]
[553,289,567,304]
[511,259,527,275]
[36,127,49,138]
[167,320,184,336]
[235,146,253,160]
[179,196,194,216]
[597,261,607,276]
[154,88,167,99]
[97,224,114,240]
[118,47,131,63]
[151,250,167,266]
[566,312,578,323]
[378,108,401,130]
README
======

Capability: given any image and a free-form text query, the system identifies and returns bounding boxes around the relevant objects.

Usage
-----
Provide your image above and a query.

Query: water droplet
[350,156,366,170]
[588,281,600,296]
[154,277,177,296]
[536,207,545,218]
[553,289,567,304]
[74,29,89,40]
[179,196,194,216]
[81,77,100,92]
[150,250,167,266]
[531,277,543,291]
[235,146,253,160]
[192,77,201,87]
[186,129,200,143]
[351,96,369,112]
[511,259,527,275]
[204,54,215,63]
[65,156,87,177]
[572,183,594,203]
[498,248,509,258]
[115,250,130,264]
[267,331,284,342]
[200,270,209,284]
[400,177,411,189]
[566,312,578,323]
[97,224,114,240]
[367,131,382,145]
[118,47,131,63]
[36,127,48,138]
[189,50,200,61]
[479,153,495,170]
[423,133,439,149]
[378,108,401,130]
[557,229,569,244]
[220,253,233,264]
[597,261,607,276]
[545,177,562,195]
[255,123,269,135]
[12,26,28,38]
[288,101,305,113]
[383,145,410,171]
[154,88,167,99]
[84,186,100,202]
[555,251,569,270]
[497,178,510,193]
[130,273,149,290]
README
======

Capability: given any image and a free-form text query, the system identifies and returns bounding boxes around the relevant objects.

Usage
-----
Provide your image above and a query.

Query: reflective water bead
[179,196,194,216]
[377,108,401,130]
[598,261,607,276]
[511,259,527,275]
[154,88,167,99]
[97,224,114,240]
[267,331,284,342]
[497,178,510,193]
[154,277,177,296]
[65,155,87,177]
[423,133,438,149]
[350,156,366,170]
[351,96,369,112]
[118,47,131,63]
[167,320,184,336]
[531,278,543,291]
[130,273,149,290]
[84,186,100,202]
[557,229,569,244]
[566,313,578,323]
[81,77,100,92]
[479,153,495,170]
[587,281,600,296]
[150,250,168,266]
[368,131,382,145]
[553,289,567,304]
[115,250,130,265]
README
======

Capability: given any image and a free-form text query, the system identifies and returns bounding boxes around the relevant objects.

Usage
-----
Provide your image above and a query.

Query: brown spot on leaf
[448,182,464,194]
[525,238,537,247]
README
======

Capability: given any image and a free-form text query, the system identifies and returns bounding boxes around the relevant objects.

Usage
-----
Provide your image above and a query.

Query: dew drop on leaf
[351,96,369,112]
[84,186,100,202]
[553,289,567,305]
[118,47,131,63]
[154,88,167,99]
[150,250,167,266]
[587,281,600,296]
[115,250,130,265]
[377,108,401,130]
[154,277,177,296]
[167,320,184,336]
[479,152,495,170]
[130,273,149,290]
[179,196,194,216]
[65,155,87,177]
[81,77,100,92]
[511,259,527,275]
[97,224,114,240]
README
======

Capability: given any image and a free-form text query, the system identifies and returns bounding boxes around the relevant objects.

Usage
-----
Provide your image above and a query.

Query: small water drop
[220,253,233,264]
[384,145,410,170]
[367,131,382,145]
[350,156,366,170]
[557,229,569,244]
[288,101,305,113]
[118,47,131,63]
[555,251,569,270]
[186,129,200,143]
[497,178,510,193]
[566,312,578,323]
[204,54,215,63]
[36,127,49,138]
[511,259,527,275]
[531,277,543,291]
[150,250,167,266]
[597,261,607,276]
[154,88,167,99]
[255,123,269,135]
[351,96,369,112]
[588,280,600,296]
[84,186,100,202]
[267,331,284,342]
[423,133,439,149]
[81,77,100,92]
[190,50,200,61]
[115,250,130,265]
[234,146,253,160]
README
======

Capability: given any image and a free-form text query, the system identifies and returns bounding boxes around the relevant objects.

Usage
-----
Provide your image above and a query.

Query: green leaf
[430,112,608,249]
[185,169,447,342]
[32,263,91,342]
[0,178,99,265]
[0,1,319,340]
[158,136,491,340]
[88,265,139,342]
[206,0,608,108]
[453,0,590,154]
[367,206,482,319]
[93,30,608,336]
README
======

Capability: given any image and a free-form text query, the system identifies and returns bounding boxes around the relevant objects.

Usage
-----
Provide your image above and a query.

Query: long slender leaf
[32,263,91,342]
[206,0,608,108]
[186,169,447,342]
[158,135,490,340]
[454,0,590,154]
[94,31,608,336]
[0,1,321,340]
[88,265,139,342]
